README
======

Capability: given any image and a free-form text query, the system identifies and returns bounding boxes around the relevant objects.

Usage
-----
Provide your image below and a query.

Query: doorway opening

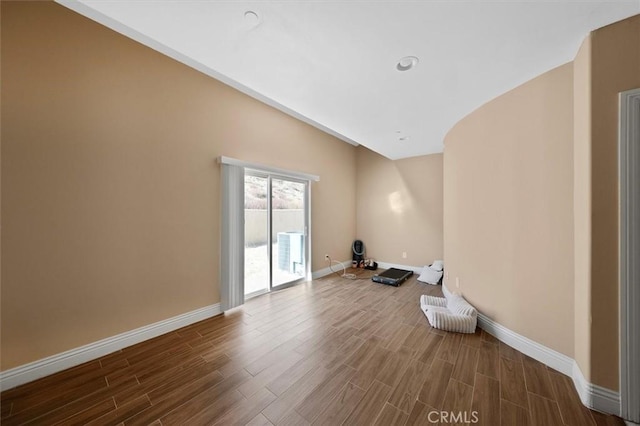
[244,171,309,298]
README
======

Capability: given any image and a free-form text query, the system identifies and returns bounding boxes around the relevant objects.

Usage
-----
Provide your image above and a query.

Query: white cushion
[430,260,444,271]
[417,266,443,285]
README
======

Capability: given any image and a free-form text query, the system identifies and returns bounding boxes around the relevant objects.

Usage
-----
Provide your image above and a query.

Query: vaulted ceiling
[58,1,639,159]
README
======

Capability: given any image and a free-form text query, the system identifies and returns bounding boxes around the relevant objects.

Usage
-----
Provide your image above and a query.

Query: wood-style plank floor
[0,271,626,425]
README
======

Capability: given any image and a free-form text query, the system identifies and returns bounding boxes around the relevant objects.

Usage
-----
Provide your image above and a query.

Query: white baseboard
[313,260,421,279]
[478,313,620,416]
[571,362,621,416]
[477,313,574,376]
[0,303,221,391]
[376,261,422,274]
[312,259,353,279]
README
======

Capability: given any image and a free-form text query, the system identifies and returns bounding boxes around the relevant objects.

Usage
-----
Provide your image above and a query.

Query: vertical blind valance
[218,156,320,182]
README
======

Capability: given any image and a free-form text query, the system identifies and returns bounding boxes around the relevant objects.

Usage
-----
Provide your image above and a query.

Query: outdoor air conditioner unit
[277,231,304,274]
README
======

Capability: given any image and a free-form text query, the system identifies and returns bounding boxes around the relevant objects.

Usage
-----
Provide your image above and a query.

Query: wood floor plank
[501,399,530,426]
[462,327,483,348]
[528,392,564,426]
[522,355,555,400]
[349,345,392,391]
[499,341,523,362]
[500,356,528,408]
[382,323,415,350]
[295,363,357,423]
[10,375,108,416]
[211,387,276,425]
[590,411,626,426]
[375,346,412,388]
[278,409,310,426]
[373,402,410,426]
[319,334,365,369]
[476,340,499,379]
[436,332,463,364]
[343,380,391,425]
[417,358,454,409]
[1,401,12,419]
[405,400,437,426]
[451,344,479,386]
[387,357,431,414]
[481,329,500,345]
[53,398,116,426]
[311,381,366,426]
[173,389,245,426]
[237,350,304,399]
[128,369,248,425]
[2,361,102,402]
[246,413,275,426]
[416,332,444,366]
[85,395,151,426]
[265,355,320,397]
[262,366,331,424]
[472,373,500,426]
[344,335,381,369]
[548,369,596,426]
[441,379,474,426]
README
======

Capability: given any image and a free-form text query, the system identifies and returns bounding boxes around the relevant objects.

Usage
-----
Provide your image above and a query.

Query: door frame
[269,174,310,290]
[244,169,311,297]
[619,88,640,423]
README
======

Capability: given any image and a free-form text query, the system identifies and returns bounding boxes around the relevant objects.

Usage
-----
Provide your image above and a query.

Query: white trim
[477,313,620,415]
[312,260,353,279]
[0,303,221,391]
[376,261,423,274]
[477,313,574,376]
[619,88,640,423]
[219,156,320,182]
[313,260,421,280]
[572,362,621,415]
[54,1,359,150]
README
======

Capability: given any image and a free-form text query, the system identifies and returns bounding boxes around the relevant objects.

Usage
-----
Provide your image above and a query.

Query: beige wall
[573,36,592,382]
[588,15,640,390]
[443,64,575,357]
[1,1,356,370]
[356,147,443,266]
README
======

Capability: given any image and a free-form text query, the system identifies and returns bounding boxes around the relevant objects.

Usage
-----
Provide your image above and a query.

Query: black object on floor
[371,268,413,287]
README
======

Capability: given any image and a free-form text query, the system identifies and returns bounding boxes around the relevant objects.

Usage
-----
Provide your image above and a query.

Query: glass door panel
[271,178,306,287]
[244,174,269,296]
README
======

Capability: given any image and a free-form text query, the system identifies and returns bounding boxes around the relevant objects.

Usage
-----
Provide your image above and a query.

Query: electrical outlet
[455,277,460,288]
[325,254,329,261]
[402,252,407,259]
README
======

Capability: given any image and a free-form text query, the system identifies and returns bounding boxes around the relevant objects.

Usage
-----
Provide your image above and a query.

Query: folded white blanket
[419,292,477,333]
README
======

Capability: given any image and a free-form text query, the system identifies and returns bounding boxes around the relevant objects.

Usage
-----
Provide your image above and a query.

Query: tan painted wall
[355,147,443,266]
[443,64,575,357]
[1,1,356,370]
[588,15,640,390]
[573,36,592,382]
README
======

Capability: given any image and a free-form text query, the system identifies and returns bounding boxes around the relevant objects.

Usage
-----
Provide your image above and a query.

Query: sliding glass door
[244,171,308,297]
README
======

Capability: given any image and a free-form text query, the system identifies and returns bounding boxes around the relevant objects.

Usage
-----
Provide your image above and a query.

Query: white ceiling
[58,0,639,160]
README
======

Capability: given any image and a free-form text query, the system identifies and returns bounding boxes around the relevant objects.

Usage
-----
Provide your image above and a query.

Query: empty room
[1,0,640,425]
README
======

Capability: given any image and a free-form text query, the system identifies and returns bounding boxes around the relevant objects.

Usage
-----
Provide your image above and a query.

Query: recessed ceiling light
[244,10,260,25]
[396,56,419,72]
